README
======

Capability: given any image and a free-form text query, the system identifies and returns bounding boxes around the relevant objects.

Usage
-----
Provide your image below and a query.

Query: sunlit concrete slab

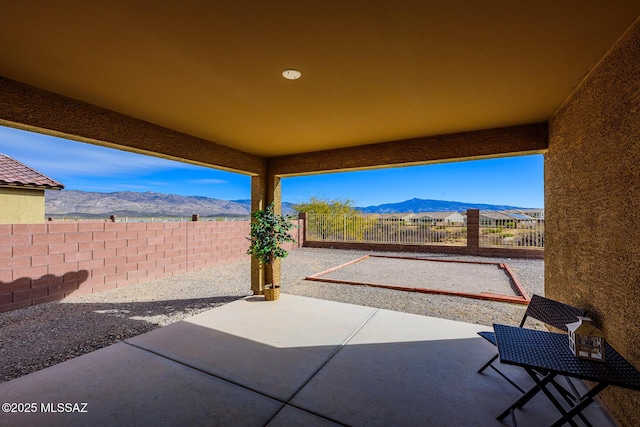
[0,342,282,427]
[292,308,615,427]
[0,294,616,426]
[126,294,377,401]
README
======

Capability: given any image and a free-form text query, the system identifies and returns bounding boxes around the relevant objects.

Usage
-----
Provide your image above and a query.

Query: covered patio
[0,294,615,426]
[1,1,640,424]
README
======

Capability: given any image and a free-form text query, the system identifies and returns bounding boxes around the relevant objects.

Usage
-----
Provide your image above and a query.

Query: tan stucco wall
[547,17,640,426]
[0,188,45,224]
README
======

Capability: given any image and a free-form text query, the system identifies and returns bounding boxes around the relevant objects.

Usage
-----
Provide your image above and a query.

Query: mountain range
[357,198,527,213]
[45,190,251,218]
[44,190,532,218]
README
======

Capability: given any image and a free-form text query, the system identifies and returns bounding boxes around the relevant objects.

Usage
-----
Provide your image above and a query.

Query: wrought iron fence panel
[305,214,467,246]
[479,222,544,248]
[305,212,544,249]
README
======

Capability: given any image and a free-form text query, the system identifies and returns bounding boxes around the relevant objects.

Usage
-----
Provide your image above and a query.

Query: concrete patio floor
[0,294,615,426]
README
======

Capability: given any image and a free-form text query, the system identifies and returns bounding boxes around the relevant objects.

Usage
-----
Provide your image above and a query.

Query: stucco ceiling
[0,1,639,157]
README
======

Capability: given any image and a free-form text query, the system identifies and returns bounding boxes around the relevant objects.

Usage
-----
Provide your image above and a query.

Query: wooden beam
[0,76,265,175]
[268,123,548,176]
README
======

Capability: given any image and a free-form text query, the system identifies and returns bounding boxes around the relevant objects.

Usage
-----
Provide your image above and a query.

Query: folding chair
[477,294,590,394]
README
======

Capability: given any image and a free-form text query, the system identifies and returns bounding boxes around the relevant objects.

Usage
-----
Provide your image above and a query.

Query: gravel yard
[310,255,523,297]
[0,248,543,384]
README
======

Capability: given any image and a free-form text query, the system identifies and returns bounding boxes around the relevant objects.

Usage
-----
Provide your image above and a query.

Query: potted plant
[246,202,295,301]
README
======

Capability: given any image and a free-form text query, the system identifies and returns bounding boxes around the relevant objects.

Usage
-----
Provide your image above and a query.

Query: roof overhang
[0,184,62,191]
[0,2,638,174]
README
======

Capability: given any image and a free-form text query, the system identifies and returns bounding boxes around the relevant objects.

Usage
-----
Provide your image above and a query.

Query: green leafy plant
[294,196,368,241]
[292,196,358,215]
[246,203,295,287]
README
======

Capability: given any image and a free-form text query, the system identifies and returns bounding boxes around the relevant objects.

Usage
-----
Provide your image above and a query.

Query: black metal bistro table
[493,323,640,427]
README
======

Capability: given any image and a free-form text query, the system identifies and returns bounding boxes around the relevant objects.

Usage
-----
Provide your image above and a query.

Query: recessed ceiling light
[282,69,302,80]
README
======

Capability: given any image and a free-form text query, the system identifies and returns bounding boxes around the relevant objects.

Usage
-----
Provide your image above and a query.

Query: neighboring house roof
[505,213,535,221]
[520,209,545,218]
[422,211,464,220]
[479,211,514,220]
[505,209,544,215]
[0,153,64,190]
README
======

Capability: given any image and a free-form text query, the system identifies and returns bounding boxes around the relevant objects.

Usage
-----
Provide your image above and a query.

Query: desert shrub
[447,229,464,239]
[428,230,450,242]
[513,230,544,247]
[483,227,503,234]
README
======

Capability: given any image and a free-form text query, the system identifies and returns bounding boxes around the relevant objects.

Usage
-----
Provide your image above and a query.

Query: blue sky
[0,125,544,208]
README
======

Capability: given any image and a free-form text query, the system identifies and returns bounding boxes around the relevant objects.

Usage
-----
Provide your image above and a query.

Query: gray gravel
[283,248,543,327]
[0,248,543,384]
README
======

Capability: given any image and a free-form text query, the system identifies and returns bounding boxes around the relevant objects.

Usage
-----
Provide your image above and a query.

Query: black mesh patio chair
[477,294,590,395]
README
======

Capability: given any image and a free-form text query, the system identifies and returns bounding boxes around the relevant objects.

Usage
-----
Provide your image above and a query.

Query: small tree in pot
[246,203,295,300]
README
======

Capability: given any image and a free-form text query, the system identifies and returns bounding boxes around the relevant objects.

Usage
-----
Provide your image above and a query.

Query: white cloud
[0,126,193,179]
[0,125,250,199]
[188,178,228,185]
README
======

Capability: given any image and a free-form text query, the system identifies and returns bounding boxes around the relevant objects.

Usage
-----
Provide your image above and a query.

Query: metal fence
[305,213,467,246]
[479,222,545,248]
[305,212,544,249]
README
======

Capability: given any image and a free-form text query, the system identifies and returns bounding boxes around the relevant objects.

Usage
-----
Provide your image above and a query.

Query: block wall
[546,17,640,426]
[0,220,301,313]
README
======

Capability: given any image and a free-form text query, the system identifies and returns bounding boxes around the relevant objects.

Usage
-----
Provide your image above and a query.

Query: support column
[250,171,282,295]
[466,209,480,254]
[266,174,282,287]
[250,175,266,295]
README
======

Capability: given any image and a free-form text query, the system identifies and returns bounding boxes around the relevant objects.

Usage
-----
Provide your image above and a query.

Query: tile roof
[422,211,465,219]
[479,211,515,220]
[0,154,64,190]
[506,213,535,220]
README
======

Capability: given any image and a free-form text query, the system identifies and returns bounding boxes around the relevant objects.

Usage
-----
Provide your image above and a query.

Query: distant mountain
[45,190,297,218]
[45,190,235,218]
[357,198,530,213]
[45,190,531,218]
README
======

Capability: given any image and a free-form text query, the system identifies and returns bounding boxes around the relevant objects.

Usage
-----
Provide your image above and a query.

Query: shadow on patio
[0,295,246,383]
[0,294,614,426]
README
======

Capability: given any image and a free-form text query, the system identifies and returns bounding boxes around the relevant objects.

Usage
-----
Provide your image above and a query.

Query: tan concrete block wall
[547,17,640,426]
[0,220,277,313]
[0,188,45,224]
